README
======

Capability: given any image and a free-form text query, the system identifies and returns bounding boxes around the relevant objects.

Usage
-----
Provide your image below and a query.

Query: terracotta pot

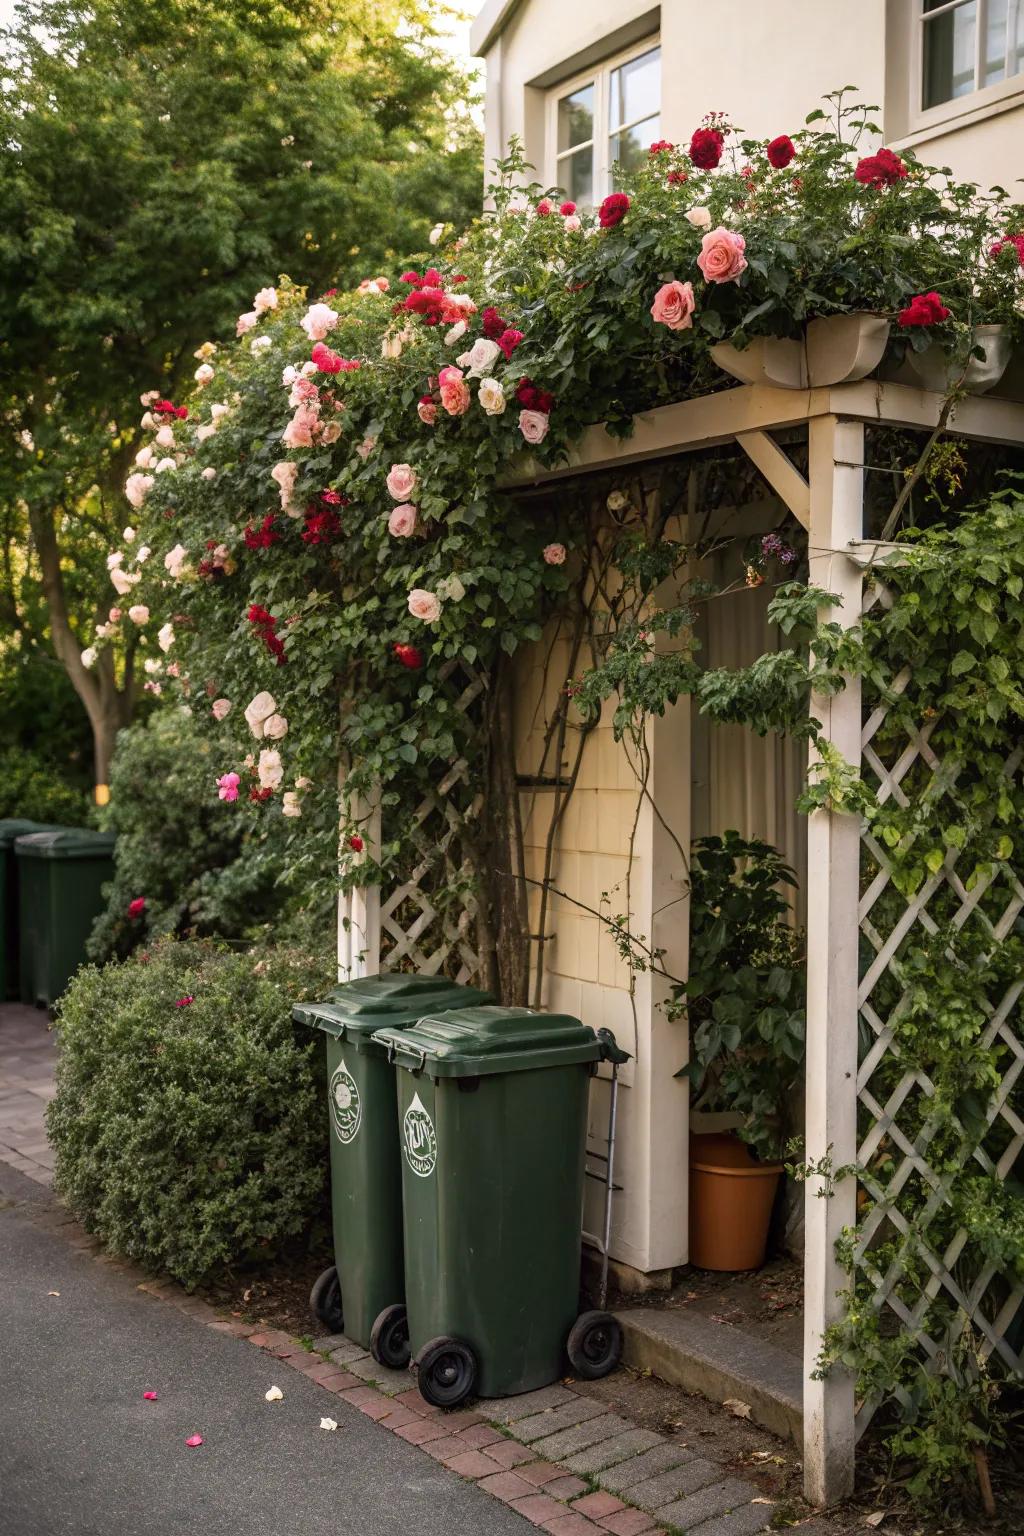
[688,1132,782,1272]
[711,313,890,391]
[905,324,1012,395]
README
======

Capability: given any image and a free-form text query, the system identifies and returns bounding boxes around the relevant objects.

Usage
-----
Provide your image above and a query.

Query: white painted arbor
[337,379,1024,1506]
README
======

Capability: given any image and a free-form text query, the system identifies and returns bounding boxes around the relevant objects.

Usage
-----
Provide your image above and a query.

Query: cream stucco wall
[473,0,1024,197]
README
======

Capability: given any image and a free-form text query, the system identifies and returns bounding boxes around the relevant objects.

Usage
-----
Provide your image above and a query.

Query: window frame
[909,0,1024,133]
[546,34,661,205]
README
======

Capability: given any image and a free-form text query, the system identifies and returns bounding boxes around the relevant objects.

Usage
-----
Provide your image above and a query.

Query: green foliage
[87,709,332,962]
[0,746,93,826]
[676,833,805,1162]
[48,939,335,1288]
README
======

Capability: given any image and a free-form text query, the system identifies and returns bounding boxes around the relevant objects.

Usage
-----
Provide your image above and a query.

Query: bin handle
[597,1027,630,1066]
[408,1045,427,1075]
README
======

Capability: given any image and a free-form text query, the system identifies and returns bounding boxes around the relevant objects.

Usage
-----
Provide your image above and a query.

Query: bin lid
[372,1005,603,1078]
[292,973,493,1042]
[13,828,117,861]
[0,819,61,849]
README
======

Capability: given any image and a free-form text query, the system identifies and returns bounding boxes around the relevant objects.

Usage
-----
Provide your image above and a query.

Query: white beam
[736,430,811,528]
[803,416,863,1506]
[337,785,382,983]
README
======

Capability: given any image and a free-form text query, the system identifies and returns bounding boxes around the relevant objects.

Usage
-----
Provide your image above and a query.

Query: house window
[551,41,661,206]
[921,0,1024,110]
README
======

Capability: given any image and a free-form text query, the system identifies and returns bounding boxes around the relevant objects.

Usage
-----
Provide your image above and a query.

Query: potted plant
[677,832,805,1270]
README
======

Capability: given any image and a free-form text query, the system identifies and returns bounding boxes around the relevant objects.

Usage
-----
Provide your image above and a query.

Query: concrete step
[614,1306,803,1443]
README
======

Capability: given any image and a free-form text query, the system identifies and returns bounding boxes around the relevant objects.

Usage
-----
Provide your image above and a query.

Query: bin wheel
[370,1304,411,1370]
[566,1310,622,1380]
[309,1265,344,1334]
[412,1335,477,1409]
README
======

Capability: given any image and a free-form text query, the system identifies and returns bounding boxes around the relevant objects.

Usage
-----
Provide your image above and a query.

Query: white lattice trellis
[854,579,1024,1437]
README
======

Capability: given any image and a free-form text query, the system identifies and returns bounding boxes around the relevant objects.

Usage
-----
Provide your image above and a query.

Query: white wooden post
[803,415,863,1505]
[337,777,381,984]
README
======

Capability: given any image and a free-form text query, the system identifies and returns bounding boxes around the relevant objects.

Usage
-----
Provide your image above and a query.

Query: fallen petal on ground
[185,1434,204,1447]
[265,1385,283,1402]
[319,1417,337,1432]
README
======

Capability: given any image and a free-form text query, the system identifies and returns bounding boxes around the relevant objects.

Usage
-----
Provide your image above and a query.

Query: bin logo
[329,1060,362,1145]
[402,1093,437,1178]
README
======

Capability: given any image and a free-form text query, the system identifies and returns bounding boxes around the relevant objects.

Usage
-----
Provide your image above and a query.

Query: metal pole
[600,1063,620,1311]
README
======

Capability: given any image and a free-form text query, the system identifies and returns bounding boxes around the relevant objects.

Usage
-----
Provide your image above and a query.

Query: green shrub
[0,745,93,826]
[47,938,335,1288]
[88,709,330,962]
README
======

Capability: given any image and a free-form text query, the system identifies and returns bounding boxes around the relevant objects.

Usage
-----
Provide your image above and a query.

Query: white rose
[437,574,466,603]
[196,424,216,442]
[80,646,98,669]
[144,656,162,675]
[262,713,289,741]
[134,445,155,468]
[140,390,159,406]
[111,566,141,595]
[155,457,177,473]
[136,546,151,563]
[124,472,154,509]
[281,365,298,387]
[194,363,215,385]
[154,423,175,449]
[253,286,278,315]
[236,311,258,336]
[210,402,230,421]
[429,222,445,245]
[107,550,123,569]
[140,411,156,430]
[250,335,272,353]
[686,206,712,229]
[164,543,188,579]
[300,303,339,342]
[127,604,149,625]
[157,622,175,653]
[444,320,467,345]
[244,691,278,738]
[282,791,302,818]
[462,338,501,378]
[123,527,136,543]
[606,490,629,512]
[257,748,284,791]
[202,467,217,481]
[381,333,404,360]
[478,377,506,416]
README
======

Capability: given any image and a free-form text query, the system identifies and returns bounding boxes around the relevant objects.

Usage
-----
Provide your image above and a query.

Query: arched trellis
[338,378,1024,1506]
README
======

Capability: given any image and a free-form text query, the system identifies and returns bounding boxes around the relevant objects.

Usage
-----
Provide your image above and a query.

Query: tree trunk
[28,502,134,792]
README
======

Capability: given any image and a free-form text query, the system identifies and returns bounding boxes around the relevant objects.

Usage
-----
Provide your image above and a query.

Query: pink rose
[697,227,748,284]
[386,463,418,500]
[300,303,339,342]
[543,543,566,565]
[388,503,417,538]
[211,698,232,721]
[217,771,240,802]
[417,399,437,425]
[356,434,377,460]
[236,311,258,336]
[407,588,442,623]
[321,420,342,444]
[437,365,471,416]
[563,214,582,232]
[519,409,550,445]
[282,401,319,448]
[651,279,696,330]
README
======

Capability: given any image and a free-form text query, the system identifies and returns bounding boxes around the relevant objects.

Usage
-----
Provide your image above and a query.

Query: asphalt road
[0,1183,530,1536]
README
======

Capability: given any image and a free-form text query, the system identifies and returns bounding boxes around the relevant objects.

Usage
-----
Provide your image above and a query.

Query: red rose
[559,201,576,215]
[598,192,630,229]
[400,270,421,286]
[689,128,724,169]
[311,341,343,374]
[127,897,146,920]
[990,232,1024,265]
[248,786,273,802]
[393,642,424,669]
[854,148,907,189]
[497,327,523,359]
[481,306,505,339]
[515,377,554,413]
[666,170,688,186]
[347,835,364,853]
[248,604,274,627]
[648,140,675,155]
[898,292,951,327]
[244,515,279,551]
[175,406,188,420]
[766,135,795,169]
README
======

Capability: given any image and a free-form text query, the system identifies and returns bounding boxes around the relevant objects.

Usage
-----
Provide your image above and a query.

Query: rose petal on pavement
[47,1291,60,1297]
[723,1398,752,1419]
[185,1434,204,1447]
[265,1385,283,1402]
[143,1391,159,1401]
[319,1417,338,1432]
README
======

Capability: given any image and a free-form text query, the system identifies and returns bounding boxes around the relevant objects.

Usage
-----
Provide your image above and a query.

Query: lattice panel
[378,662,487,986]
[854,581,1024,1438]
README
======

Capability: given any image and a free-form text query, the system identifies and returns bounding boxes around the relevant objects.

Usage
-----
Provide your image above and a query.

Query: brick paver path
[0,1002,57,1186]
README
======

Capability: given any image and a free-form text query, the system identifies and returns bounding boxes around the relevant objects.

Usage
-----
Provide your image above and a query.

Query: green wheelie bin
[15,829,116,1008]
[0,820,60,1000]
[372,1005,626,1407]
[293,973,491,1367]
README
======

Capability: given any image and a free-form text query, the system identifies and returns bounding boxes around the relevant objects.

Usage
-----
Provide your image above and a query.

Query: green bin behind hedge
[0,820,62,1001]
[15,829,116,1008]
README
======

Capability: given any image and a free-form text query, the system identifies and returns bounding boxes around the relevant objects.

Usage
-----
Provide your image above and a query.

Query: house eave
[470,0,521,56]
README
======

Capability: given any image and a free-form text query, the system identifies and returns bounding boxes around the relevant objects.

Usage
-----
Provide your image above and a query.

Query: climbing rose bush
[95,93,1024,879]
